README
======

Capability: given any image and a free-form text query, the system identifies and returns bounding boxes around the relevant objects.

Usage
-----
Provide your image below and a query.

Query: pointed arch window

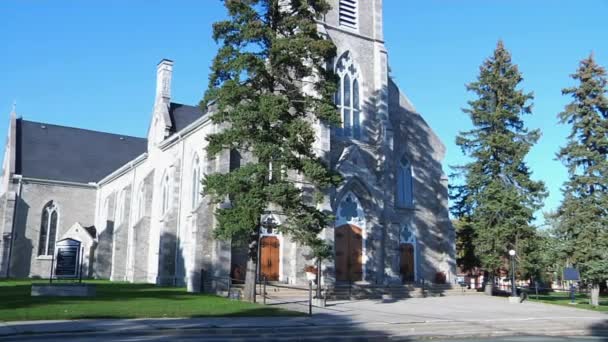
[335,52,361,139]
[161,172,170,216]
[136,184,145,220]
[192,154,202,210]
[38,202,59,256]
[396,156,413,208]
[115,189,126,226]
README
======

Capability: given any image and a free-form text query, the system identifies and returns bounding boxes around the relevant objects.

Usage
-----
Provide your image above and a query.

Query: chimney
[155,59,173,105]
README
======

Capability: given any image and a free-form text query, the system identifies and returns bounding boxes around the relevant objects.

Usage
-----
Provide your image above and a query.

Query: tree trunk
[243,230,260,303]
[484,271,494,296]
[243,257,257,302]
[590,283,600,307]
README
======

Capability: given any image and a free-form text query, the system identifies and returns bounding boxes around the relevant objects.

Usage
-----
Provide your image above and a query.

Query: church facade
[0,0,455,292]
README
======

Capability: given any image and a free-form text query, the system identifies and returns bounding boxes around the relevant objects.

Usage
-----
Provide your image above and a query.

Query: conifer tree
[555,54,608,306]
[201,0,341,301]
[450,41,547,294]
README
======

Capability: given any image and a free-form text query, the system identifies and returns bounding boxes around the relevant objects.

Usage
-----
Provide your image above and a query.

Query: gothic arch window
[38,201,59,256]
[161,172,170,216]
[136,184,145,220]
[335,191,365,228]
[400,225,416,245]
[339,0,358,30]
[396,156,413,208]
[115,189,126,226]
[192,154,202,210]
[335,52,361,139]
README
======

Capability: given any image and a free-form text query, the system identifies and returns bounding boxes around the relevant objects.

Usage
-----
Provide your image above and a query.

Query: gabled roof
[16,119,147,184]
[169,102,205,134]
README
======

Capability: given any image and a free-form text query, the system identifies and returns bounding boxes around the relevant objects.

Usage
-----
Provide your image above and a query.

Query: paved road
[1,296,606,341]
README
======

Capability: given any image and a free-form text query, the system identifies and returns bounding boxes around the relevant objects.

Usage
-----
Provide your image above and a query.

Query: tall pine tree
[555,54,608,306]
[450,41,547,294]
[202,0,341,301]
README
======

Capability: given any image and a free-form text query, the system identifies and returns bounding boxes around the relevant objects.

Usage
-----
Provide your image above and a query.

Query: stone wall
[10,181,96,278]
[93,191,115,279]
[156,157,181,286]
[111,184,132,281]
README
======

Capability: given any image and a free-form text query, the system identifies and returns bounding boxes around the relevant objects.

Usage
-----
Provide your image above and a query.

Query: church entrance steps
[229,283,481,301]
[325,284,481,300]
[230,283,311,299]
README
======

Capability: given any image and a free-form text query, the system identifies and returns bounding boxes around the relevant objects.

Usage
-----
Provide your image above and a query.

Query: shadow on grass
[0,280,299,320]
[0,281,404,340]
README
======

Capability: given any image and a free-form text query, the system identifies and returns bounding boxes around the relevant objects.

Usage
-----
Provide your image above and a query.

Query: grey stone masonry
[93,192,115,279]
[0,188,17,278]
[157,159,181,286]
[130,170,154,283]
[111,184,132,281]
[0,0,455,292]
[8,181,96,279]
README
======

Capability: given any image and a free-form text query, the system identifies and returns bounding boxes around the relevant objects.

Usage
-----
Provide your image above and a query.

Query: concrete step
[230,283,481,301]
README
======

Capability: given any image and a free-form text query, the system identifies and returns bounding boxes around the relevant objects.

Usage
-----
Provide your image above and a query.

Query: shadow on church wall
[92,220,114,279]
[11,197,31,278]
[321,81,454,292]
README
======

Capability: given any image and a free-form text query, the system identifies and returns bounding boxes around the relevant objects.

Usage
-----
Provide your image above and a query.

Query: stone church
[0,0,455,292]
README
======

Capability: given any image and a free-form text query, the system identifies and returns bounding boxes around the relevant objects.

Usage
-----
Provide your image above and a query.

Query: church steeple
[10,101,16,119]
[148,59,174,148]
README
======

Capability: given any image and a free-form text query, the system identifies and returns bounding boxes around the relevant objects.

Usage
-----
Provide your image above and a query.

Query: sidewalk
[1,296,607,340]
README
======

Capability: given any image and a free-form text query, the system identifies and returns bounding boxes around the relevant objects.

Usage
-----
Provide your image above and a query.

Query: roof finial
[10,100,16,118]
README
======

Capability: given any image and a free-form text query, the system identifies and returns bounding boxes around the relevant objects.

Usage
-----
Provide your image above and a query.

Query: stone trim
[158,115,212,152]
[98,153,148,186]
[19,176,97,189]
[317,21,385,44]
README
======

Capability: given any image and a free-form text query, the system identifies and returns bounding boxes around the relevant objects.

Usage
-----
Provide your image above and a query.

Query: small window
[339,0,358,29]
[136,184,145,220]
[115,190,126,226]
[192,154,202,210]
[38,201,59,256]
[396,156,413,208]
[161,173,170,216]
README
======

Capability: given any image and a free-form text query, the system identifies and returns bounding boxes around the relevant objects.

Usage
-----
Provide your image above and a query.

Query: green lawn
[0,279,299,322]
[528,291,608,312]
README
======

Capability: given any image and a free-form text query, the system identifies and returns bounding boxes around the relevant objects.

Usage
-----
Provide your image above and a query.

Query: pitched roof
[16,119,147,184]
[169,102,205,134]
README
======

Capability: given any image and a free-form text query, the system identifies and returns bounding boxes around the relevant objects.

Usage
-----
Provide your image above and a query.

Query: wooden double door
[400,243,415,283]
[260,236,280,281]
[335,224,363,282]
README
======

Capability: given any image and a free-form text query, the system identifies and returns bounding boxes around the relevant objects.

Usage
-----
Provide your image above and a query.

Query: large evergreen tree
[201,0,341,301]
[554,54,608,306]
[450,41,547,294]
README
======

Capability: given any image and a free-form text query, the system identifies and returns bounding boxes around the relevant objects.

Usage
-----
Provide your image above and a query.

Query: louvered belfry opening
[339,0,357,29]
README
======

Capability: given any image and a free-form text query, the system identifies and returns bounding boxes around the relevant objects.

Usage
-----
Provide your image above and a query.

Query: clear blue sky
[1,0,607,219]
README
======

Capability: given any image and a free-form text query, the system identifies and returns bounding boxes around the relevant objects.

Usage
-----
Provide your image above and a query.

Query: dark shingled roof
[16,119,147,183]
[169,102,205,134]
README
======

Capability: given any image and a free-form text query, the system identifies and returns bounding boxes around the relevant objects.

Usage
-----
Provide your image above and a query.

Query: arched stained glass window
[335,52,361,139]
[161,172,170,216]
[192,154,202,210]
[396,156,413,208]
[115,190,126,226]
[353,79,360,139]
[136,184,145,220]
[38,201,59,256]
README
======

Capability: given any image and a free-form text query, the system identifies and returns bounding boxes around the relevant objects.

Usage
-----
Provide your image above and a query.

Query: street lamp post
[509,249,517,297]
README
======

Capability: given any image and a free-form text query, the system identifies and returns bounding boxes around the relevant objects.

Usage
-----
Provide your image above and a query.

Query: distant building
[0,0,455,292]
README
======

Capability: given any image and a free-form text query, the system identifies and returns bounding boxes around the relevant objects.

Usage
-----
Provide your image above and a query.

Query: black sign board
[54,238,81,278]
